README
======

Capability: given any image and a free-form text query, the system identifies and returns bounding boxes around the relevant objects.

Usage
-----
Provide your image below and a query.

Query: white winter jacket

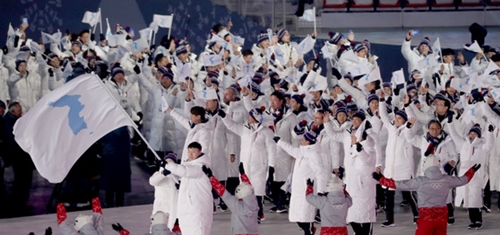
[277,140,327,222]
[450,127,493,208]
[165,154,213,235]
[221,117,277,196]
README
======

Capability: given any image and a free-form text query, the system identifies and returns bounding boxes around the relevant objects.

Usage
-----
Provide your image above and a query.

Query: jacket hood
[424,166,444,180]
[326,190,346,203]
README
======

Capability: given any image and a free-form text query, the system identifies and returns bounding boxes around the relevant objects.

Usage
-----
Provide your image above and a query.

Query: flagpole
[90,73,162,161]
[313,7,316,34]
[167,14,174,39]
[99,8,103,34]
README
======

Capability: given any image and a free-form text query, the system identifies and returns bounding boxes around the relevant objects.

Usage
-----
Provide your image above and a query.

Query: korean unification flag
[13,74,135,183]
[202,54,223,67]
[153,14,173,28]
[82,11,100,27]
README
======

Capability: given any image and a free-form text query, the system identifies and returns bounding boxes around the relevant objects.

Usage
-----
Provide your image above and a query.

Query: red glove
[56,203,67,225]
[92,197,102,214]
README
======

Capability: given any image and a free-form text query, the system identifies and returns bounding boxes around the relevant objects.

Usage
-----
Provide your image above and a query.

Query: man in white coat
[163,142,213,235]
[274,131,328,235]
[267,91,299,213]
[168,104,212,163]
[7,58,41,112]
[401,30,433,76]
[449,123,493,229]
[218,106,277,222]
[378,92,419,226]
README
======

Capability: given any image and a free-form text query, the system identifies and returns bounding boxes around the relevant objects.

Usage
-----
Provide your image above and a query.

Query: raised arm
[169,108,192,130]
[165,163,204,178]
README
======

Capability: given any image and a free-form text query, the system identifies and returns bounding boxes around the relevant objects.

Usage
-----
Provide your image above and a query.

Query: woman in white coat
[268,91,299,213]
[163,142,213,235]
[326,111,378,235]
[404,118,458,225]
[149,152,179,230]
[275,131,327,235]
[219,106,277,221]
[449,124,493,229]
[378,92,419,226]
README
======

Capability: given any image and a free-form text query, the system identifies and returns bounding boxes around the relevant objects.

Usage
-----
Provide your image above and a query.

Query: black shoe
[219,201,228,211]
[468,222,482,230]
[381,221,395,227]
[413,216,419,225]
[481,205,491,213]
[314,214,321,223]
[400,201,410,207]
[269,206,277,213]
[448,217,455,225]
[276,208,288,214]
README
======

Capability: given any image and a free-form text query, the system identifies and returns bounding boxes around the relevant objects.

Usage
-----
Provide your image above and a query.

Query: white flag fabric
[241,61,255,77]
[131,37,149,53]
[105,22,113,40]
[432,38,441,58]
[321,44,333,59]
[490,88,500,103]
[94,46,108,61]
[82,11,100,27]
[116,45,130,61]
[29,41,43,54]
[237,75,252,88]
[176,63,191,80]
[341,50,360,63]
[461,66,475,75]
[202,54,223,66]
[294,36,315,55]
[13,74,134,183]
[107,34,127,47]
[41,32,56,44]
[273,46,286,65]
[233,35,245,46]
[139,28,153,43]
[149,21,159,33]
[267,28,273,44]
[153,14,173,28]
[7,23,15,37]
[348,61,371,77]
[391,69,406,86]
[300,9,315,22]
[463,40,483,54]
[417,54,439,70]
[359,67,382,87]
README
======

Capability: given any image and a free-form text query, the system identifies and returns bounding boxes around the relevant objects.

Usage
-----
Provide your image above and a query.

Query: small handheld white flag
[241,61,255,78]
[348,61,371,77]
[417,54,439,70]
[153,14,173,28]
[358,67,382,87]
[300,9,315,22]
[294,36,315,55]
[341,50,360,63]
[13,74,135,183]
[41,32,56,44]
[131,37,149,53]
[273,46,286,65]
[82,11,100,27]
[176,63,191,80]
[391,69,406,86]
[139,28,153,43]
[29,41,43,54]
[203,54,223,67]
[233,35,245,46]
[107,34,127,47]
[321,45,333,59]
[463,41,483,54]
[237,75,252,88]
[432,38,441,58]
